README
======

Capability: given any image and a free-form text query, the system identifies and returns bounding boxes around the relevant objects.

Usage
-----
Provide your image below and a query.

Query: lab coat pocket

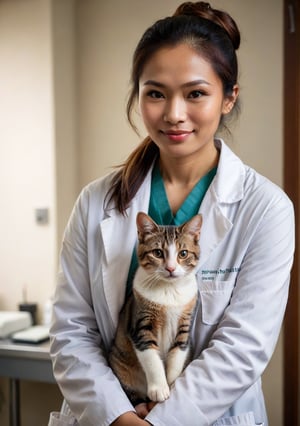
[48,412,78,426]
[213,411,261,425]
[200,280,235,325]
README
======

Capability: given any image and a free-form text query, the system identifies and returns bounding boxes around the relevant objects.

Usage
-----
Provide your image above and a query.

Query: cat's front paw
[167,368,181,386]
[147,383,170,402]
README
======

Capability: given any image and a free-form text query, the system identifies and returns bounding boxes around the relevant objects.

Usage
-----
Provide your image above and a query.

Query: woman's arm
[50,186,134,425]
[146,187,295,425]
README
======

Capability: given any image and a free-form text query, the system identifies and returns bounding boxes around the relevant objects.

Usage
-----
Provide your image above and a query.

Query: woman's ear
[222,84,239,115]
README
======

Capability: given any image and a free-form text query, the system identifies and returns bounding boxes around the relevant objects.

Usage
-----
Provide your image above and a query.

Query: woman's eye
[152,249,164,258]
[178,250,188,259]
[188,90,204,99]
[147,90,164,99]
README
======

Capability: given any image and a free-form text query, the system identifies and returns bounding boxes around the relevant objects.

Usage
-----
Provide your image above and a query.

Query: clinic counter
[0,338,55,382]
[0,338,56,426]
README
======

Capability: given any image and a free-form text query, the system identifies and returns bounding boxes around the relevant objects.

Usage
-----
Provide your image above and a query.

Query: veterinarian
[48,2,294,425]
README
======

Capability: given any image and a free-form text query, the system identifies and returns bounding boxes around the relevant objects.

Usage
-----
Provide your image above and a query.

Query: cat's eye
[152,249,164,258]
[178,250,188,259]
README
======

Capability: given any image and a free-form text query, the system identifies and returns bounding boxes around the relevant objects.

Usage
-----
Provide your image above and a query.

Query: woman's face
[138,43,237,161]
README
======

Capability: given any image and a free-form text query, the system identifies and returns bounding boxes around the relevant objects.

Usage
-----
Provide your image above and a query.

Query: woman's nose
[163,97,187,124]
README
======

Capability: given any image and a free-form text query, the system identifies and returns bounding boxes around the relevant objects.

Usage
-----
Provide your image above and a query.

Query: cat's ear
[181,214,202,241]
[136,212,159,237]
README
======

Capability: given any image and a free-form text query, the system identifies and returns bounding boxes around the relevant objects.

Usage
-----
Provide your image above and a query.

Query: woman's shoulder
[218,139,292,209]
[78,170,118,203]
[214,140,291,210]
[83,170,117,194]
[70,170,119,222]
[216,140,293,219]
[244,165,293,214]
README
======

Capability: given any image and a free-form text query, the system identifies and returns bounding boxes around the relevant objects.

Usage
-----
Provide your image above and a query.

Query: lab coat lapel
[100,215,136,327]
[198,140,245,268]
[198,191,233,268]
[100,172,152,328]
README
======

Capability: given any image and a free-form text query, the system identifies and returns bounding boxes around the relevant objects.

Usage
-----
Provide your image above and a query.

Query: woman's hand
[135,401,157,419]
[110,411,151,425]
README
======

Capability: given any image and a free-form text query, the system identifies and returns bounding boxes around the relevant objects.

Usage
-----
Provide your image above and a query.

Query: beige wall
[0,0,67,424]
[52,0,78,253]
[0,0,57,316]
[0,0,284,425]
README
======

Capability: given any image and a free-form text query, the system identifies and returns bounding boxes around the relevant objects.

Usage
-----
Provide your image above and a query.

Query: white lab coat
[49,139,294,426]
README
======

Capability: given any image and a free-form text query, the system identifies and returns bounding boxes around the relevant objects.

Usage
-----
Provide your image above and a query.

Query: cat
[108,211,202,406]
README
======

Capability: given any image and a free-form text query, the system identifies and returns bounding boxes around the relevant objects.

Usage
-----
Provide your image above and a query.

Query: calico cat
[108,211,202,405]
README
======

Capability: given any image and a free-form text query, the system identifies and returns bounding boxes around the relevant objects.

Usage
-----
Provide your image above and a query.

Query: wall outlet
[35,208,49,225]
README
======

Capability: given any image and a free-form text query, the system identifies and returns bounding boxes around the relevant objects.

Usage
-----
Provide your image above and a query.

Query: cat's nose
[166,265,176,274]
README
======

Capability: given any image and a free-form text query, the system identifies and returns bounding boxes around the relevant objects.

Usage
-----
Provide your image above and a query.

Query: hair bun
[173,1,240,50]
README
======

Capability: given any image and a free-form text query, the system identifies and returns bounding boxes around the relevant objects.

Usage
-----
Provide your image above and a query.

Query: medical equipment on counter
[0,311,32,338]
[12,325,49,343]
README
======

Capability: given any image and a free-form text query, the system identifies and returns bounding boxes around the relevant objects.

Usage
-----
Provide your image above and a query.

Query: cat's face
[136,212,202,280]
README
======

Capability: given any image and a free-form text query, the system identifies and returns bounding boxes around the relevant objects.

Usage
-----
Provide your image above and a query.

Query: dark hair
[107,1,241,214]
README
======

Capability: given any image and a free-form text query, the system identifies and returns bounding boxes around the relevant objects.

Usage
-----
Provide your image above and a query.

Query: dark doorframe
[283,0,300,424]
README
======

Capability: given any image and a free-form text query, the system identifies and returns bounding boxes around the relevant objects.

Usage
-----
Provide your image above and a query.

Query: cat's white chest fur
[133,267,198,357]
[133,266,198,306]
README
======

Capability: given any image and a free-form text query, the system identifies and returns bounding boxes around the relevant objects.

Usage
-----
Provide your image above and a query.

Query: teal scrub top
[126,162,217,296]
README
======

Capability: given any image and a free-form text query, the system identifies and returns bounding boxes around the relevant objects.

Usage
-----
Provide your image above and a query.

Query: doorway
[283,0,300,424]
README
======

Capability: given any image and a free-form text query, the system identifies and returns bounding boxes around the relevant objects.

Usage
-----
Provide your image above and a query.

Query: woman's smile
[161,129,195,142]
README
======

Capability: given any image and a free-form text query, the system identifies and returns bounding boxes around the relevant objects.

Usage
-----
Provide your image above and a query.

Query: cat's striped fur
[109,212,202,405]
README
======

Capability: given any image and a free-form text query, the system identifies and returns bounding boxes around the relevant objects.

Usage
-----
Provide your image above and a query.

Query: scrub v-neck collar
[149,160,217,226]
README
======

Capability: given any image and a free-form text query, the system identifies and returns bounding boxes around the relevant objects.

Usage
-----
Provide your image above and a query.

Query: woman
[49,2,294,425]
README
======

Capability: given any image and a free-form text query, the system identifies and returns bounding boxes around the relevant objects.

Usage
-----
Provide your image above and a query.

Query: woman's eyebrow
[143,80,165,88]
[143,79,211,87]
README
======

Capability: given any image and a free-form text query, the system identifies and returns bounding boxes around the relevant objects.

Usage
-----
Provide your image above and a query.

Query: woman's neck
[158,143,219,214]
[159,144,219,187]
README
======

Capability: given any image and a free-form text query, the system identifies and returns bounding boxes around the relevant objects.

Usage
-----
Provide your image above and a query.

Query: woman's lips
[162,130,194,142]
